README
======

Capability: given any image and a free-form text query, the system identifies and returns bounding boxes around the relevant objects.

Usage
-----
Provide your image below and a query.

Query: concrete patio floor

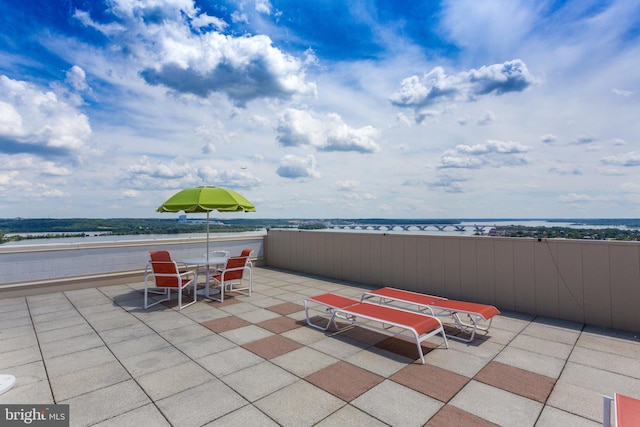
[1,266,639,426]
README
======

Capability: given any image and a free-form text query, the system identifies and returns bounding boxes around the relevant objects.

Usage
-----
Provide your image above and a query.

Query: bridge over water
[329,224,488,233]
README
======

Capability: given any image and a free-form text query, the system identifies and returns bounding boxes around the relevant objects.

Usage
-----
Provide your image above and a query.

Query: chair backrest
[222,256,248,281]
[149,251,180,288]
[240,249,253,257]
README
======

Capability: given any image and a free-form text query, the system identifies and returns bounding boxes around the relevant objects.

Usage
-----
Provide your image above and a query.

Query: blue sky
[0,0,639,219]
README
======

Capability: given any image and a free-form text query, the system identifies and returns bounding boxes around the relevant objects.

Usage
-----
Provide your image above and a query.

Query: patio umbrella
[156,186,255,263]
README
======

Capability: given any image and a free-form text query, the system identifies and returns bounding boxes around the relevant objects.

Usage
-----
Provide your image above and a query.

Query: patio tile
[281,324,328,345]
[0,315,32,329]
[256,315,301,334]
[201,315,251,333]
[33,313,87,333]
[156,379,248,427]
[234,308,281,323]
[493,345,566,379]
[390,363,470,402]
[175,333,236,359]
[121,346,191,377]
[45,346,117,377]
[136,360,214,400]
[315,404,389,427]
[345,345,413,377]
[577,327,640,359]
[423,346,489,378]
[254,380,345,427]
[198,346,264,377]
[449,380,543,427]
[0,325,33,341]
[508,333,574,359]
[535,405,601,427]
[546,380,605,423]
[39,333,104,359]
[374,335,439,362]
[309,335,368,360]
[242,335,304,359]
[0,332,37,353]
[557,361,640,397]
[425,404,499,427]
[36,323,95,344]
[204,404,280,427]
[265,301,305,315]
[98,322,156,345]
[107,333,171,359]
[351,379,443,427]
[305,361,384,402]
[219,325,274,346]
[145,312,198,332]
[0,379,54,404]
[222,361,298,402]
[0,361,47,388]
[271,346,339,377]
[569,345,640,378]
[89,313,141,332]
[50,360,131,401]
[60,380,151,426]
[93,403,171,427]
[474,361,555,403]
[158,323,213,345]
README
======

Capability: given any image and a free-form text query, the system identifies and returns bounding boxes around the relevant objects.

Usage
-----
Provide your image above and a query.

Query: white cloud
[0,75,92,156]
[549,165,582,176]
[438,140,531,169]
[254,0,272,14]
[75,0,316,106]
[541,134,557,144]
[601,152,640,167]
[276,154,319,179]
[612,88,633,96]
[276,108,380,153]
[65,65,90,92]
[558,193,594,203]
[389,59,537,122]
[336,180,359,191]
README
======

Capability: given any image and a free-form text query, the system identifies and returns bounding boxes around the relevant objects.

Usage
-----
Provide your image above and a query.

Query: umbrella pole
[206,211,210,264]
[205,211,210,299]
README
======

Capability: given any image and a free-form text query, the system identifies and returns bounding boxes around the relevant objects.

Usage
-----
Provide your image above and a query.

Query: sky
[0,0,639,219]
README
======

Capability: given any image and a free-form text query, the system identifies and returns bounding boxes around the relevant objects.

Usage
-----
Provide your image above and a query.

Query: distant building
[177,215,223,225]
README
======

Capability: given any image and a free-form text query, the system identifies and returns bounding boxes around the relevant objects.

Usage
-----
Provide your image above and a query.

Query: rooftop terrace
[1,266,639,426]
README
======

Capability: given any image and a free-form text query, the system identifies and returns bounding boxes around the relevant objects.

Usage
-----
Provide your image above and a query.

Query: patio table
[182,255,228,299]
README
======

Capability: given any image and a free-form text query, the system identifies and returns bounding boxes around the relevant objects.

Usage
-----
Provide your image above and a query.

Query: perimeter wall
[264,229,640,333]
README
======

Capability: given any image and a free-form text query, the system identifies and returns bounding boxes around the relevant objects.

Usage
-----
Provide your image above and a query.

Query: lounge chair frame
[304,293,448,364]
[361,287,500,343]
[603,393,640,427]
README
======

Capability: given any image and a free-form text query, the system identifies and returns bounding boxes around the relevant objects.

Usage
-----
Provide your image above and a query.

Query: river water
[3,219,633,247]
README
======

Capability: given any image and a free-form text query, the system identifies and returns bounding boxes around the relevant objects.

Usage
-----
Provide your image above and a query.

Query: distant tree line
[0,218,296,244]
[493,225,640,241]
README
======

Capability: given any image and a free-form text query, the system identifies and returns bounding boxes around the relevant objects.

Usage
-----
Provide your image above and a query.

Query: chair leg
[603,395,613,427]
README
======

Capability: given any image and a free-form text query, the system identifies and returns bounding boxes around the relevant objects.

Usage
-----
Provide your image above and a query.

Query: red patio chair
[208,255,252,302]
[144,250,197,310]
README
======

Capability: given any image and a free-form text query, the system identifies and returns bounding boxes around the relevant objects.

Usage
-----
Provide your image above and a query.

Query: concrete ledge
[0,257,265,299]
[0,270,145,299]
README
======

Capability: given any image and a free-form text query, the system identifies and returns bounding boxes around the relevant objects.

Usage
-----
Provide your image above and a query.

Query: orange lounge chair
[361,287,500,343]
[304,293,448,364]
[604,393,640,427]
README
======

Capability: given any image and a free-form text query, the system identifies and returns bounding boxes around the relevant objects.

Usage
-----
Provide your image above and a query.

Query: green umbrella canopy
[156,186,255,213]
